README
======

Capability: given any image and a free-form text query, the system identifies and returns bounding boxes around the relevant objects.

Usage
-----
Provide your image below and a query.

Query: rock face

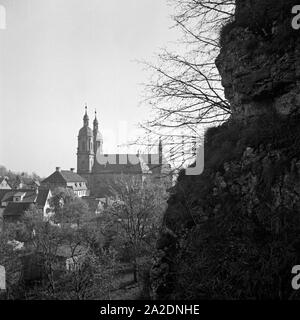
[150,0,300,299]
[216,0,300,119]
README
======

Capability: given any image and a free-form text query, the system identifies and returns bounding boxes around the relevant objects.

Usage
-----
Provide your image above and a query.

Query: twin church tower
[77,106,103,175]
[76,106,171,197]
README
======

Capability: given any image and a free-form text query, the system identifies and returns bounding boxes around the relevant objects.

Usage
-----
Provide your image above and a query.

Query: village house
[0,177,11,190]
[0,188,52,225]
[41,167,89,198]
[12,176,40,190]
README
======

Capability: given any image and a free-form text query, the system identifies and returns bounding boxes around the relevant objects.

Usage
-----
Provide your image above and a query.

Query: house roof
[14,191,26,197]
[1,190,36,203]
[0,189,11,202]
[60,171,87,183]
[3,202,34,217]
[0,189,50,207]
[0,176,11,189]
[36,189,51,207]
[42,170,87,184]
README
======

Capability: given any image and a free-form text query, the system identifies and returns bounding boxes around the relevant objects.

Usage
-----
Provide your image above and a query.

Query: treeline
[0,165,42,182]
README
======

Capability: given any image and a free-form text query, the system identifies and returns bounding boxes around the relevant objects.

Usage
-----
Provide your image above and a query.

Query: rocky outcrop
[216,0,300,119]
[151,0,300,299]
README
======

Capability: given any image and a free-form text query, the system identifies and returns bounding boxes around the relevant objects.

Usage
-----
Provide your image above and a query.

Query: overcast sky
[0,0,180,177]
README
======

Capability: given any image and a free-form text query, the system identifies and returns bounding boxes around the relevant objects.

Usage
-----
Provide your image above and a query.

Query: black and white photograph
[1,0,300,307]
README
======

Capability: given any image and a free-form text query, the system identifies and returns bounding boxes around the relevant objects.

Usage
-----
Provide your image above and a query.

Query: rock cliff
[151,0,300,299]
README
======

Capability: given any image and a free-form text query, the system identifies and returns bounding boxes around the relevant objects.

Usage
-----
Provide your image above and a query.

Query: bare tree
[21,207,116,299]
[105,176,168,282]
[139,0,235,171]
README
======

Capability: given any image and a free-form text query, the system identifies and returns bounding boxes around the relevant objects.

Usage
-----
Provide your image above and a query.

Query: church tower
[77,106,94,175]
[93,110,103,157]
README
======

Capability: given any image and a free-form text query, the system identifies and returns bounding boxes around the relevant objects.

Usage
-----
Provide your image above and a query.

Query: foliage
[59,248,117,300]
[0,227,23,299]
[48,187,91,226]
[104,176,168,282]
[1,196,116,300]
[159,114,300,299]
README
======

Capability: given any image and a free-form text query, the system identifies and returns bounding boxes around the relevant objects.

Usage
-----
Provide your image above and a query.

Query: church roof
[93,154,145,174]
[93,153,170,175]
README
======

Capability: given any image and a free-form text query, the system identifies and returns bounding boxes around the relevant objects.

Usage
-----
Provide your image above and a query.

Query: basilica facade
[77,108,171,198]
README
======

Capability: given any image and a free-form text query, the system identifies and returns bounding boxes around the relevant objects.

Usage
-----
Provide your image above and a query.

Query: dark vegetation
[166,112,300,229]
[161,113,300,299]
[205,113,300,172]
[0,178,167,300]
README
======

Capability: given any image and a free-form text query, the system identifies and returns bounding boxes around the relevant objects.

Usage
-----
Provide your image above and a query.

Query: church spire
[83,104,89,127]
[93,109,98,128]
[93,109,103,155]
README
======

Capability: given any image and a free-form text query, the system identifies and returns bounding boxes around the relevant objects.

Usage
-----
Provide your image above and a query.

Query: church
[77,107,171,198]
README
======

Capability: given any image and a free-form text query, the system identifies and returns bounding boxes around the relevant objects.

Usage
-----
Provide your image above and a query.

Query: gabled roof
[14,191,26,197]
[60,170,87,183]
[0,176,8,183]
[0,189,50,207]
[36,189,51,207]
[1,190,37,203]
[0,176,11,189]
[42,170,87,184]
